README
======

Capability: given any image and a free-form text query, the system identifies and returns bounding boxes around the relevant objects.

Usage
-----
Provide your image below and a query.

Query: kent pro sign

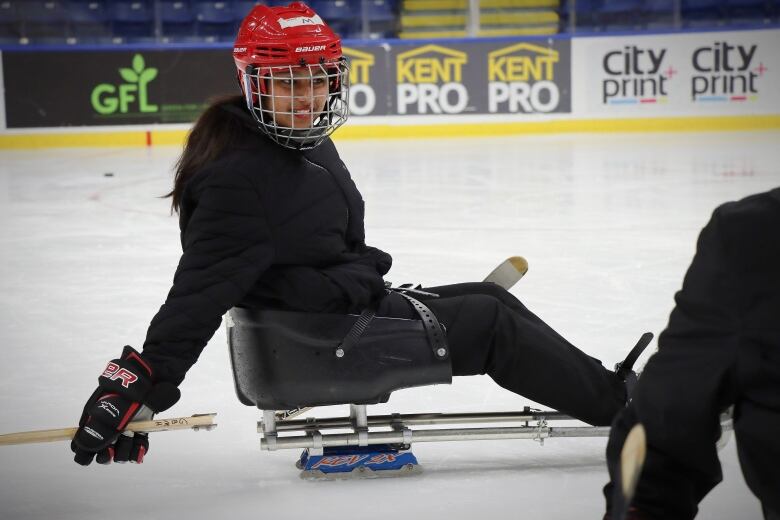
[487,41,568,113]
[390,40,571,116]
[394,44,471,114]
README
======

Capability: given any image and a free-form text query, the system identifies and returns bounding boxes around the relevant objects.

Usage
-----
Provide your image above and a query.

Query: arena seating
[0,0,776,45]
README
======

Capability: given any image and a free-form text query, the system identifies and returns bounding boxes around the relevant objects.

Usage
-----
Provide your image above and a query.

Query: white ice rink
[0,130,778,519]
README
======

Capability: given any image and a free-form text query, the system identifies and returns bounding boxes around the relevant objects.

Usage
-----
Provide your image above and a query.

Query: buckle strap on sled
[335,291,449,361]
[335,307,376,358]
[394,291,449,361]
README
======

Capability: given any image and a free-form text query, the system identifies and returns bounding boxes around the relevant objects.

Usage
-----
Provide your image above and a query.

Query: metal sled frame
[257,404,734,479]
[259,404,611,452]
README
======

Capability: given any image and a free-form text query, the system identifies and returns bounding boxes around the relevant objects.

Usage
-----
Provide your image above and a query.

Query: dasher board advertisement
[389,39,572,116]
[3,49,236,128]
[343,45,391,116]
[572,29,780,117]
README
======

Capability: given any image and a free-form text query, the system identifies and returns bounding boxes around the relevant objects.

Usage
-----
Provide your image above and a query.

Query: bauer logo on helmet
[295,45,326,53]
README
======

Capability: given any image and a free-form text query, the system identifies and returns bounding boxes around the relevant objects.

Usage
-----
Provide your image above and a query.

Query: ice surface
[1,131,777,519]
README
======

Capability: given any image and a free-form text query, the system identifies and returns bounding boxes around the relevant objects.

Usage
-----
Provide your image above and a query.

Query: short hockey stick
[274,256,529,423]
[482,256,529,289]
[611,423,647,520]
[0,413,217,446]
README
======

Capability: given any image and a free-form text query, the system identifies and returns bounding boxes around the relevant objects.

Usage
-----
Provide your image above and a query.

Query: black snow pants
[376,282,627,426]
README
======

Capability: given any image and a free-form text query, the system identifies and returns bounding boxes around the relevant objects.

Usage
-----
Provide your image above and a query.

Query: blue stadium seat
[363,0,396,38]
[644,0,675,13]
[681,0,726,27]
[67,1,111,43]
[311,0,358,37]
[726,0,771,24]
[644,0,676,28]
[367,0,394,21]
[312,0,355,21]
[195,1,236,41]
[234,1,263,19]
[19,0,69,42]
[562,0,605,32]
[111,0,155,41]
[161,0,197,39]
[0,1,21,44]
[599,0,644,30]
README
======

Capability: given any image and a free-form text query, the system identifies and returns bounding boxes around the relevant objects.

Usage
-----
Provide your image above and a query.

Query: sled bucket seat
[227,306,453,410]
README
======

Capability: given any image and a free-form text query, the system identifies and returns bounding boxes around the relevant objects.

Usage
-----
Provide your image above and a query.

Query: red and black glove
[71,346,180,466]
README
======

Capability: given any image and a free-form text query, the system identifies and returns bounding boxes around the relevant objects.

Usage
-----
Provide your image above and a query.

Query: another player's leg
[604,341,735,518]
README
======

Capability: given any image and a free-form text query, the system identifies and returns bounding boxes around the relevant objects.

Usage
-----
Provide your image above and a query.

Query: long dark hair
[166,94,248,214]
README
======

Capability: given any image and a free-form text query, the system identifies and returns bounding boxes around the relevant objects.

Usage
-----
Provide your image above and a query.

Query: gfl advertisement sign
[574,29,779,116]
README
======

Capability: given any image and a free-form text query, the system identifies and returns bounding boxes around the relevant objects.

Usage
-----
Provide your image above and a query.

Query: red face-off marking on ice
[101,362,139,388]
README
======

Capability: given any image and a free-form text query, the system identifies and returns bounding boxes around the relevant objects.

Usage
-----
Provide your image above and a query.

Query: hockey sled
[225,260,729,479]
[226,303,620,479]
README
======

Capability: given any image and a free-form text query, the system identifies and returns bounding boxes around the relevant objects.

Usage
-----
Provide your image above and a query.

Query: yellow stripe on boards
[0,131,147,149]
[152,129,189,147]
[1,116,778,149]
[333,116,780,140]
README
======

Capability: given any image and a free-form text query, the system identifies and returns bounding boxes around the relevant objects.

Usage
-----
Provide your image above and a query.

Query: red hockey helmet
[233,3,350,150]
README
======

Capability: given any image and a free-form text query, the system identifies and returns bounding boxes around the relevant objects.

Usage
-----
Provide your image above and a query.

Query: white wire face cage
[240,59,350,150]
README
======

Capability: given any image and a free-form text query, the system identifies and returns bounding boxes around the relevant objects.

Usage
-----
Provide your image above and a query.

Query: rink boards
[0,27,778,148]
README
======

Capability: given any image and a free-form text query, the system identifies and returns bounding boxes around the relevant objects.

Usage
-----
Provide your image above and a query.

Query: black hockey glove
[71,345,180,466]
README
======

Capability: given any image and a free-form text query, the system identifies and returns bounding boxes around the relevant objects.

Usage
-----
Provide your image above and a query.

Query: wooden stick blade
[612,423,647,520]
[483,256,529,290]
[0,413,217,446]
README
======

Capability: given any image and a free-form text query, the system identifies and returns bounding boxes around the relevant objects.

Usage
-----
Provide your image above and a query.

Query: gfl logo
[91,54,159,115]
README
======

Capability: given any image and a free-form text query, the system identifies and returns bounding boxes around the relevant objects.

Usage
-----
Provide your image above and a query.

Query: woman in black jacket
[71,3,639,466]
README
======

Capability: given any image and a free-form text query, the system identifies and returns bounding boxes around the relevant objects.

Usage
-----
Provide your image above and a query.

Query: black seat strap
[335,308,376,358]
[395,292,449,361]
[335,291,449,362]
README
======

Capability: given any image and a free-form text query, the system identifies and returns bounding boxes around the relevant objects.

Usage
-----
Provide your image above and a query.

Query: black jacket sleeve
[142,168,274,385]
[659,209,741,349]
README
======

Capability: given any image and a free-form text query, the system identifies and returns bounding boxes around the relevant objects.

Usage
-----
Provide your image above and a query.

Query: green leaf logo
[140,68,157,83]
[119,68,139,83]
[132,54,145,74]
[117,55,158,85]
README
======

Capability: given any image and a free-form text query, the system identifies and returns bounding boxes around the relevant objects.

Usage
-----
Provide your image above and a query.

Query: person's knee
[462,293,504,318]
[444,294,504,376]
[474,281,510,299]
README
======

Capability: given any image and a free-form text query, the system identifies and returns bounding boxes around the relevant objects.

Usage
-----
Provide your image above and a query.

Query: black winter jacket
[142,102,392,385]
